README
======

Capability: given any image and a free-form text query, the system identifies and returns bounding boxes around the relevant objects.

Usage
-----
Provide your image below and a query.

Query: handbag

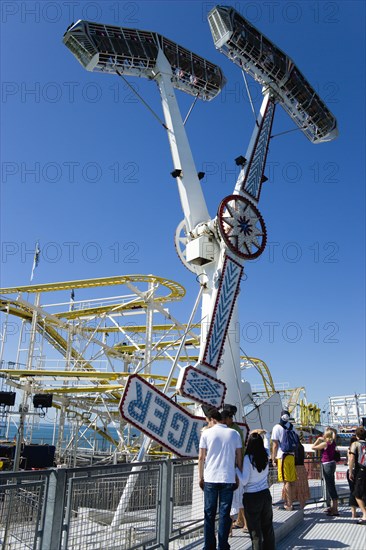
[334,449,341,462]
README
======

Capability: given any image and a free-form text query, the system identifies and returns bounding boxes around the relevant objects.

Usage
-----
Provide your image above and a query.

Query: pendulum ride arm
[208,6,338,144]
[63,9,338,425]
[62,18,272,414]
[197,92,274,375]
[62,21,225,234]
[195,2,339,403]
[152,50,209,232]
[61,12,339,526]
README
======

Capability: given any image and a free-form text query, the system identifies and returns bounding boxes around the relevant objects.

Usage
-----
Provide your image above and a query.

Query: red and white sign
[176,365,227,408]
[119,374,206,457]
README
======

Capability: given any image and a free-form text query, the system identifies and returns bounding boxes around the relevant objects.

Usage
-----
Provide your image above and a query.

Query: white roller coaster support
[111,282,205,528]
[0,304,9,364]
[15,318,25,366]
[144,282,155,374]
[26,293,40,371]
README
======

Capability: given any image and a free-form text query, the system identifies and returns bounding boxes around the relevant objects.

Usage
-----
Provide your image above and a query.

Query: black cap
[223,403,237,416]
[202,405,215,417]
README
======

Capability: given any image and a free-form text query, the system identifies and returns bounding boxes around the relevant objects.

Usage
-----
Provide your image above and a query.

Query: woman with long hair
[238,432,275,550]
[312,428,339,516]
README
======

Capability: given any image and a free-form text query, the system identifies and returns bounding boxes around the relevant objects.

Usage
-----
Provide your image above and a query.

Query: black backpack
[295,441,305,465]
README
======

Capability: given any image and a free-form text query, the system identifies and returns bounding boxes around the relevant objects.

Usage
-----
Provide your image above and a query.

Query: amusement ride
[0,5,335,468]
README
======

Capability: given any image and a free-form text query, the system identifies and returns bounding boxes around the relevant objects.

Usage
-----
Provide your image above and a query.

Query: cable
[241,69,304,141]
[183,93,199,126]
[116,70,168,129]
[132,311,204,378]
[270,126,303,139]
[241,70,258,124]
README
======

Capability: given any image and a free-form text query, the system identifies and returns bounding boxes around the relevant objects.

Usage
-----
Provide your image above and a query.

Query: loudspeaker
[33,394,53,408]
[0,444,15,459]
[20,445,55,469]
[0,391,16,407]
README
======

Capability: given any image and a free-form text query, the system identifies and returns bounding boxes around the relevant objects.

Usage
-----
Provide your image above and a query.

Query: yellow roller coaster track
[0,274,186,299]
[0,273,314,442]
[0,274,199,449]
[0,274,189,378]
[241,356,276,396]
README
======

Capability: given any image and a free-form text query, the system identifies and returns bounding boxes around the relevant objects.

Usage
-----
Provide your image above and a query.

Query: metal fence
[0,457,344,550]
[0,470,50,550]
[269,458,325,505]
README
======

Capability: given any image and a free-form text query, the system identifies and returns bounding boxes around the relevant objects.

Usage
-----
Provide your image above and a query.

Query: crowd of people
[198,406,366,550]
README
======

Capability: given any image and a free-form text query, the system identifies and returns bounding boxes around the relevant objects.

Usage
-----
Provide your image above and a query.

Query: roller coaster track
[0,274,185,299]
[0,274,313,449]
[241,356,276,396]
[0,274,189,363]
[287,386,306,414]
[0,275,198,453]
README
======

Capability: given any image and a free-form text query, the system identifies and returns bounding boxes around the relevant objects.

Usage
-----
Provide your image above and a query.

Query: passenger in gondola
[175,67,184,79]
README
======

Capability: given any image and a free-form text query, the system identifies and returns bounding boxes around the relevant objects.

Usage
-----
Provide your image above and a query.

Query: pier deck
[220,505,366,550]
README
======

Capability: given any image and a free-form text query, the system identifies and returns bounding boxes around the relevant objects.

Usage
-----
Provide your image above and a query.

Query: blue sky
[1,0,365,415]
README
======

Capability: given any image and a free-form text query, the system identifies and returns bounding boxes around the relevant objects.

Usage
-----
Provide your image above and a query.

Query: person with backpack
[281,436,310,509]
[348,426,366,524]
[271,410,299,511]
[312,428,339,516]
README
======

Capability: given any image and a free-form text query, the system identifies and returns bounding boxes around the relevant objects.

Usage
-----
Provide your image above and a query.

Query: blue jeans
[322,461,338,506]
[203,482,235,550]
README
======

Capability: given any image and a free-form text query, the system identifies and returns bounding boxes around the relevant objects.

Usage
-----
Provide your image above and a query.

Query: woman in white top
[239,432,275,550]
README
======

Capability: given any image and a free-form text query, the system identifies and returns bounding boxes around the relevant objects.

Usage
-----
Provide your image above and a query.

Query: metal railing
[0,470,50,550]
[0,457,345,550]
[0,460,203,550]
[269,458,325,505]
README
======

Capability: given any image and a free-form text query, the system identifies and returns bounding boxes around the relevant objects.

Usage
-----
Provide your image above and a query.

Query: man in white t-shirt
[199,408,242,550]
[271,410,297,511]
